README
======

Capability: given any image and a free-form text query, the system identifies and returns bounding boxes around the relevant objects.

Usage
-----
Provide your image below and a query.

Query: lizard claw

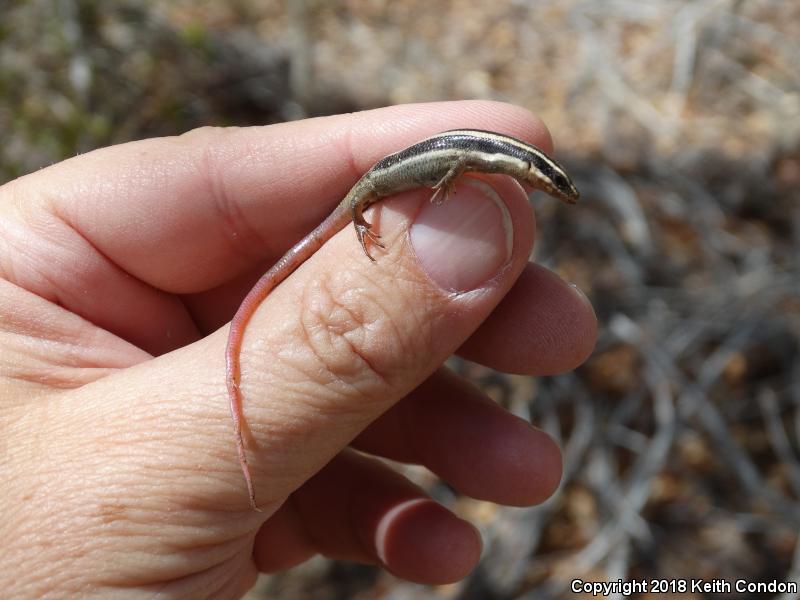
[355,222,384,261]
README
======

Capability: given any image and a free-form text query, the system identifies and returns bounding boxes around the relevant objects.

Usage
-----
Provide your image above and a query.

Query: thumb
[216,173,537,511]
[79,174,536,517]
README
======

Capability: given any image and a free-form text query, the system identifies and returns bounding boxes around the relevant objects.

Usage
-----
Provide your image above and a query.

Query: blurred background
[2,0,798,598]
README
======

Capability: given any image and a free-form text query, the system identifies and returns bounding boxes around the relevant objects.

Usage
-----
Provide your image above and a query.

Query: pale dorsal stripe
[425,129,552,164]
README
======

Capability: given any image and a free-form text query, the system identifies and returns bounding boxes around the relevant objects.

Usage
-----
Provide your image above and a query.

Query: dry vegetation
[2,0,798,598]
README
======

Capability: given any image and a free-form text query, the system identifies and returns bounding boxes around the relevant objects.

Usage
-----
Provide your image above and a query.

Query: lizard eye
[552,173,569,189]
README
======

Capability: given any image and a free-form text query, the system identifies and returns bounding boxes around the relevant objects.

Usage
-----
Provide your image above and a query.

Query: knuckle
[294,265,432,401]
[177,125,234,144]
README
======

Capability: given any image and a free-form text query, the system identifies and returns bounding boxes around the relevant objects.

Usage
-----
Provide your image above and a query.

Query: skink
[225,129,580,510]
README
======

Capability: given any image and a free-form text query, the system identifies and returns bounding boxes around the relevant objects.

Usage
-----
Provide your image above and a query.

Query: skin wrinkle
[340,124,370,190]
[342,237,439,388]
[243,320,376,454]
[11,203,103,311]
[391,234,437,349]
[141,538,252,588]
[0,187,25,281]
[365,199,443,367]
[44,206,153,323]
[7,365,106,389]
[190,130,271,265]
[0,231,11,282]
[335,272,405,380]
[9,204,191,355]
[0,214,49,296]
[299,270,394,394]
[106,552,236,597]
[275,241,431,427]
[266,345,356,422]
[0,287,148,381]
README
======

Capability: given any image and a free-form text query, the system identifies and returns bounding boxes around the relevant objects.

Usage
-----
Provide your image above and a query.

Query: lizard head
[527,156,580,204]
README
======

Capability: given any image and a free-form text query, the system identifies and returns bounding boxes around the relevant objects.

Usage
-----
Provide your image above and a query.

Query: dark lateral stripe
[374,129,562,183]
[436,129,550,161]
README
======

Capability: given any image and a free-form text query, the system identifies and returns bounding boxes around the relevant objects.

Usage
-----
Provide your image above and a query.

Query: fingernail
[410,179,513,292]
[567,281,594,311]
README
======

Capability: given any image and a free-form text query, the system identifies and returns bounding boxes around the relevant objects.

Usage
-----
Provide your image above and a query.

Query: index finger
[9,100,552,294]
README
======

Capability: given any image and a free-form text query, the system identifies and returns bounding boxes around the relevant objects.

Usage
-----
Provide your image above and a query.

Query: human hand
[0,101,596,598]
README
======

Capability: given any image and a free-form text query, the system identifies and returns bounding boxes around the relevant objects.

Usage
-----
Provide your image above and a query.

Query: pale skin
[0,101,597,598]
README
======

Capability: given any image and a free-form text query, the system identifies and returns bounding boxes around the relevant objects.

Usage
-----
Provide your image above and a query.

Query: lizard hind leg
[429,158,467,205]
[355,220,385,261]
[351,195,385,261]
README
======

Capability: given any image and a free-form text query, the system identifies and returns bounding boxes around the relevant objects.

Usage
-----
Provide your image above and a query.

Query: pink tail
[225,209,351,510]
